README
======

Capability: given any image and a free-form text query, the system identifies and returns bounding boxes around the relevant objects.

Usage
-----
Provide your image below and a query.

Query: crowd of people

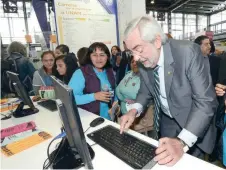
[1,15,226,168]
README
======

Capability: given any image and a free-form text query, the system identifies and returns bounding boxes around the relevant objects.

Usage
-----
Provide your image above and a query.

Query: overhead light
[151,0,154,4]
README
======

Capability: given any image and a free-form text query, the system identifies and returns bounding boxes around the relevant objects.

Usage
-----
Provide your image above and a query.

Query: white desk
[1,104,224,170]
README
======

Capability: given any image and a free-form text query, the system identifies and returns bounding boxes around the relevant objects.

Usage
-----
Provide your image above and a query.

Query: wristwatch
[177,137,189,152]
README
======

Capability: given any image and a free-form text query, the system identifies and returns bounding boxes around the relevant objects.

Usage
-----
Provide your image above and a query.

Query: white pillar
[117,0,146,49]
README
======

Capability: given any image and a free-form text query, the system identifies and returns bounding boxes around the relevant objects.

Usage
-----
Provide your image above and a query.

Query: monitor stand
[50,138,95,169]
[13,102,39,118]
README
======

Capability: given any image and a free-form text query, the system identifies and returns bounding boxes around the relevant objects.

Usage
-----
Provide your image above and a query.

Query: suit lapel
[138,64,154,93]
[163,42,175,97]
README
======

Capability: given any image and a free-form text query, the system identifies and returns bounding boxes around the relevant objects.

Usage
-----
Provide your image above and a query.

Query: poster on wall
[54,0,119,54]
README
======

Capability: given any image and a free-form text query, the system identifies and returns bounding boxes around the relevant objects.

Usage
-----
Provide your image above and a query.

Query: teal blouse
[115,71,140,114]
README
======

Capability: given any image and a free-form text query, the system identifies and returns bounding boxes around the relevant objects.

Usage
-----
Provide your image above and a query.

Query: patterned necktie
[153,65,161,137]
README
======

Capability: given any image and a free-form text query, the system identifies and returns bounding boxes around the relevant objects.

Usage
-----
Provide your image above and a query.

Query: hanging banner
[54,0,119,53]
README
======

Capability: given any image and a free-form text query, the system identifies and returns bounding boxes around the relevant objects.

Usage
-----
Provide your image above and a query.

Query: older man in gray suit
[120,16,218,166]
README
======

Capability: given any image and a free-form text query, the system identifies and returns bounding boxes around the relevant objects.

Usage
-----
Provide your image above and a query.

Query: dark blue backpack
[1,57,19,95]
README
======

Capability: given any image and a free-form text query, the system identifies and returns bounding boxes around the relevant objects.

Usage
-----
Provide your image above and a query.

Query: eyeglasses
[128,50,143,58]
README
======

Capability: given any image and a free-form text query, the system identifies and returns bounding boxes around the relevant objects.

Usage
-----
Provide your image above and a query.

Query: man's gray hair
[124,15,167,45]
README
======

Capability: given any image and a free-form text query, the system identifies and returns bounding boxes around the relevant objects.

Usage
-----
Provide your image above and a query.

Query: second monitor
[6,71,39,118]
[51,76,94,169]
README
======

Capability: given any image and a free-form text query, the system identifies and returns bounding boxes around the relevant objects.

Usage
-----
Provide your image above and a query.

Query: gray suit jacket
[136,39,218,154]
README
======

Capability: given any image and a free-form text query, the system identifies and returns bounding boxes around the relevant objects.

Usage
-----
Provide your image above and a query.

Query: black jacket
[116,51,131,85]
[218,52,226,83]
[209,53,221,86]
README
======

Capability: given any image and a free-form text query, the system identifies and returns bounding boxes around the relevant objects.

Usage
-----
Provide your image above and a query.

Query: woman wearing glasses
[69,42,116,120]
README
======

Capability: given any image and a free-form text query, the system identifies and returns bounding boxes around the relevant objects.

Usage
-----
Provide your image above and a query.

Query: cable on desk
[43,132,66,169]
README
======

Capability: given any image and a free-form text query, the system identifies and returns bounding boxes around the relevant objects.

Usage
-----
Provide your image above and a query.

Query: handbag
[131,104,154,133]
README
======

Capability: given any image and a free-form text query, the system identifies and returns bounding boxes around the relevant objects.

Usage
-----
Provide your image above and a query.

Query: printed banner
[54,0,118,53]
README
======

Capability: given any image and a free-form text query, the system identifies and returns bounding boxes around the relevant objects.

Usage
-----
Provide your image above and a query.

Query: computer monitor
[51,76,94,169]
[6,71,39,118]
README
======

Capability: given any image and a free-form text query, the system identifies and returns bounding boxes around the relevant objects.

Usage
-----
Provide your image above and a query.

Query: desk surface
[1,103,223,170]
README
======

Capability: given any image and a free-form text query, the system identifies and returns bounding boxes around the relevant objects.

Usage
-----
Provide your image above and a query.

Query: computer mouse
[90,117,105,127]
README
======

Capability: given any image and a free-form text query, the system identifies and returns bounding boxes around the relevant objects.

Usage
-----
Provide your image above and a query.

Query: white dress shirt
[131,47,198,148]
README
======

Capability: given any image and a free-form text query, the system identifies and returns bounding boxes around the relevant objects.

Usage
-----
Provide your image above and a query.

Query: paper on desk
[1,121,36,139]
[0,99,21,113]
[0,99,8,104]
[1,129,41,146]
[1,131,52,157]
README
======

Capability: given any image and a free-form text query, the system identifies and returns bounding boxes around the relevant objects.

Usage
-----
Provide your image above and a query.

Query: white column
[117,0,146,49]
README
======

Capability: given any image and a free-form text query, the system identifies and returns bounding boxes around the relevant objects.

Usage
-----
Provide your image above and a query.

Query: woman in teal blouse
[116,56,140,114]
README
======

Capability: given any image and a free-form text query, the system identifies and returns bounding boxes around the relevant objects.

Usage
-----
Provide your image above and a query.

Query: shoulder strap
[7,56,20,72]
[13,59,18,72]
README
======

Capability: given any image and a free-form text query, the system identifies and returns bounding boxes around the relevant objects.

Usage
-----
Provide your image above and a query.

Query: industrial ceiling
[146,0,226,15]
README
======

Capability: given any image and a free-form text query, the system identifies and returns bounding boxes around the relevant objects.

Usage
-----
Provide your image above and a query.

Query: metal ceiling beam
[178,6,213,11]
[180,6,211,11]
[168,0,184,8]
[173,11,208,15]
[175,9,211,13]
[191,0,225,4]
[185,4,213,9]
[145,10,208,16]
[169,0,192,12]
[146,7,168,11]
[145,8,210,15]
[180,7,211,11]
[188,2,221,6]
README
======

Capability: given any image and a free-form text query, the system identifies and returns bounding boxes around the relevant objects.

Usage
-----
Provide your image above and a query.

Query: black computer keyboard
[37,100,57,111]
[87,125,157,169]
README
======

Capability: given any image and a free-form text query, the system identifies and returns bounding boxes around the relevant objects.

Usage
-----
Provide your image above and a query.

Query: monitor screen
[51,76,93,169]
[6,71,35,109]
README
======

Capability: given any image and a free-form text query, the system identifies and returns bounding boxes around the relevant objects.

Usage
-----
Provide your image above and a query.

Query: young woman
[33,51,55,95]
[55,44,78,68]
[55,54,78,84]
[54,44,69,57]
[110,45,121,71]
[69,42,116,120]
